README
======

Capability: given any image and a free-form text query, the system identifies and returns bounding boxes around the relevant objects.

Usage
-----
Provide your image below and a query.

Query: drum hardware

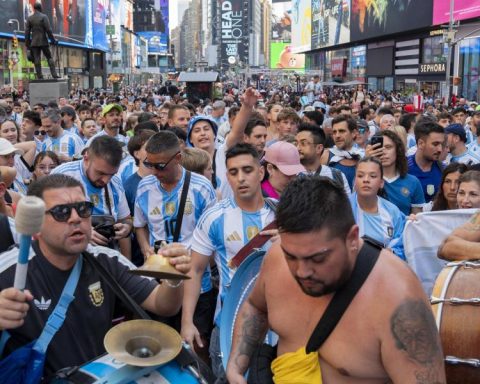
[431,297,480,305]
[445,356,480,368]
[446,261,480,269]
[130,253,191,280]
[103,319,182,367]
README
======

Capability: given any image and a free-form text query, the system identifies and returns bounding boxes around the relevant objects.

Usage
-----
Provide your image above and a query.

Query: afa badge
[88,281,104,307]
[246,226,259,240]
[426,184,435,196]
[401,187,410,197]
[165,202,176,216]
[90,194,100,207]
[184,197,193,215]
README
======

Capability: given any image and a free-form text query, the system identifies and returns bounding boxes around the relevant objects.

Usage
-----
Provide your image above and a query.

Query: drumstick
[14,196,46,290]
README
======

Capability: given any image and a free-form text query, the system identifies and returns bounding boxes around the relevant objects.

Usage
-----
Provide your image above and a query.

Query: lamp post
[444,0,456,106]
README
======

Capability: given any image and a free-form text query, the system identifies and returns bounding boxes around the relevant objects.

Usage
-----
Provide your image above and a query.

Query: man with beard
[52,136,132,258]
[407,120,445,203]
[226,177,445,384]
[86,104,129,147]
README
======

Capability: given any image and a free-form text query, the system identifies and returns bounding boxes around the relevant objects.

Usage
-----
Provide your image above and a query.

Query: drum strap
[173,170,191,243]
[306,237,381,353]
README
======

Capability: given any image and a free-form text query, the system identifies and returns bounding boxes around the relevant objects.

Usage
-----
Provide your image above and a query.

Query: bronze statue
[25,2,60,80]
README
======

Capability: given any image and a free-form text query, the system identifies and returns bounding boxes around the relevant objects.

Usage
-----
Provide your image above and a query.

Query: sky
[169,0,178,29]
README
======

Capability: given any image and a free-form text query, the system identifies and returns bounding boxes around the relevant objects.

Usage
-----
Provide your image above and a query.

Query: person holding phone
[366,131,425,215]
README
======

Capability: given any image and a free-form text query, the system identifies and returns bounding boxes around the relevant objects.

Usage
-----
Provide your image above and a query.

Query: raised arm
[438,210,480,261]
[225,88,259,150]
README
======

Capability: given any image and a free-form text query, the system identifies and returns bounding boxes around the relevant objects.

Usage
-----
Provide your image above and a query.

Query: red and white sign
[331,58,347,77]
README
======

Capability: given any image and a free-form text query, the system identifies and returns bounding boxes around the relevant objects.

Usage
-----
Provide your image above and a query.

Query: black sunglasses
[143,151,180,171]
[34,130,47,136]
[46,201,94,222]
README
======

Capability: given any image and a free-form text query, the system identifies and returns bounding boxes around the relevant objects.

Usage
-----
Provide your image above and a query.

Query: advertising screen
[92,0,109,51]
[291,0,312,53]
[219,0,247,66]
[433,0,480,24]
[271,1,292,41]
[351,0,433,42]
[270,42,305,69]
[311,0,350,49]
[134,0,169,53]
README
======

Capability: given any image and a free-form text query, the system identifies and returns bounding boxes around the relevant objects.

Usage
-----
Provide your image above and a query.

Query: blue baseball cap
[445,123,466,142]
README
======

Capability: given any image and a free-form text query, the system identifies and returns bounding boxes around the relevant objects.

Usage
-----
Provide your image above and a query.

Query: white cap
[0,138,23,156]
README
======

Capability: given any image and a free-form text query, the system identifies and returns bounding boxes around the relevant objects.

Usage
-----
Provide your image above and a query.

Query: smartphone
[370,136,384,148]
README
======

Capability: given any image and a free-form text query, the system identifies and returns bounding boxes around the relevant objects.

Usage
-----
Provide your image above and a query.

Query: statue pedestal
[29,79,68,106]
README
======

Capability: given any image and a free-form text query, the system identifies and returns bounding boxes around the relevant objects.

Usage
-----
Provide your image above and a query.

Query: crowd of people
[0,78,478,382]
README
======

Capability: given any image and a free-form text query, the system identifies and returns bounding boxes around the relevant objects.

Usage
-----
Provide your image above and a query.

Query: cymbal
[104,320,182,367]
[130,253,190,280]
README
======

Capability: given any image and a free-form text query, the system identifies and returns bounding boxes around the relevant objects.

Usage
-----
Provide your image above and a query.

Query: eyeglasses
[34,130,47,136]
[143,151,180,171]
[46,201,94,222]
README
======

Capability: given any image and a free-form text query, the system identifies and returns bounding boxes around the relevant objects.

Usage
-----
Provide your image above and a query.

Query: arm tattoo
[466,211,480,232]
[390,299,445,384]
[233,310,268,371]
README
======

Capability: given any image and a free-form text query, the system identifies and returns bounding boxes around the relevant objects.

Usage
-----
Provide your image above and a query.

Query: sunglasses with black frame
[45,201,94,222]
[143,151,180,171]
[34,130,47,136]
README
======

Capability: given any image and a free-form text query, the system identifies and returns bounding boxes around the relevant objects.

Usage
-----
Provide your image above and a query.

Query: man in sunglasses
[53,136,132,258]
[0,174,192,377]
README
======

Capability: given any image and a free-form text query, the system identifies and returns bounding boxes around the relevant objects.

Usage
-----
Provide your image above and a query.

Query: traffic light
[453,77,462,86]
[12,36,18,49]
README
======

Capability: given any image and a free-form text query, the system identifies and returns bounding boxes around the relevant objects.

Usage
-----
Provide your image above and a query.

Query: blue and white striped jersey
[446,149,480,166]
[42,131,84,159]
[52,159,130,220]
[117,154,138,185]
[350,192,406,260]
[191,197,276,324]
[85,130,129,147]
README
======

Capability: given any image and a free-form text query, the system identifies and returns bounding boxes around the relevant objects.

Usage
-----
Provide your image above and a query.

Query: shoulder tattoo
[466,211,480,231]
[390,299,445,383]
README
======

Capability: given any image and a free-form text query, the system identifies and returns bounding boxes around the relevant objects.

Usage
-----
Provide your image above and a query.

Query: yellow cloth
[271,346,322,384]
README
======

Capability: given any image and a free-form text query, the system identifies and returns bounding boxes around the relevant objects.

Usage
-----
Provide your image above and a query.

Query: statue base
[29,79,68,106]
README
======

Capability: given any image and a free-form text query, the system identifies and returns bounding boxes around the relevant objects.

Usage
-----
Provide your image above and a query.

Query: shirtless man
[438,210,480,261]
[226,177,446,384]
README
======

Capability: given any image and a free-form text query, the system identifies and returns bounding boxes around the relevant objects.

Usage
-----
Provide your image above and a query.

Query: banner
[311,0,350,50]
[404,209,476,295]
[271,1,291,41]
[92,0,109,51]
[270,42,305,70]
[219,0,247,66]
[433,0,480,24]
[291,0,311,53]
[350,0,433,42]
[134,0,169,53]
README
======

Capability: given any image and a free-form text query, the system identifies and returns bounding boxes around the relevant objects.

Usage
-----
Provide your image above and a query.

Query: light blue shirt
[85,130,129,147]
[350,192,406,260]
[42,131,84,159]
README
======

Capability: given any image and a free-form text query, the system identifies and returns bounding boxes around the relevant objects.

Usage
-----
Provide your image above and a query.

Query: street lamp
[7,19,20,34]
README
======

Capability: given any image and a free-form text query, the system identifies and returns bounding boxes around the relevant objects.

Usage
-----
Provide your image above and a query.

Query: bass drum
[50,353,200,383]
[220,250,278,369]
[431,261,480,384]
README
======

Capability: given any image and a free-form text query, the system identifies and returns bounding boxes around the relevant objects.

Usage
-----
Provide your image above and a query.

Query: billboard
[433,0,480,24]
[271,1,291,41]
[92,0,109,51]
[270,42,305,69]
[134,0,169,53]
[351,0,433,41]
[291,0,312,53]
[311,0,350,49]
[219,0,247,66]
[20,0,88,45]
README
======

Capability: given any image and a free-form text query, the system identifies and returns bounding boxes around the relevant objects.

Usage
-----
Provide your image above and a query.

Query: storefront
[458,36,480,101]
[366,41,394,92]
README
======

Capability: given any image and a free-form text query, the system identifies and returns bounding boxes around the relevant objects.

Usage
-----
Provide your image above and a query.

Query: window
[422,36,446,63]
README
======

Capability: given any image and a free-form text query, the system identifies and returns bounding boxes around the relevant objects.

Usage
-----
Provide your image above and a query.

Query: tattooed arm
[438,210,480,261]
[226,264,269,384]
[381,298,446,384]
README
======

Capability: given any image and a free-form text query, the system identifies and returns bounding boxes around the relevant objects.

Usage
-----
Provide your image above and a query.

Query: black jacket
[25,11,56,48]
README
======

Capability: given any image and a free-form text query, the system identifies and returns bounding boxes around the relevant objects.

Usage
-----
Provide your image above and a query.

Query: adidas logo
[34,296,51,311]
[226,231,241,241]
[150,206,161,215]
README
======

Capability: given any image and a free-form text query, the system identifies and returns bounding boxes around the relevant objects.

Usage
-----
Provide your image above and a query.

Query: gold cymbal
[104,320,182,367]
[130,253,191,280]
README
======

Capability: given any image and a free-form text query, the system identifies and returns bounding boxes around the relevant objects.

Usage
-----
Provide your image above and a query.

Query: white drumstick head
[15,196,46,235]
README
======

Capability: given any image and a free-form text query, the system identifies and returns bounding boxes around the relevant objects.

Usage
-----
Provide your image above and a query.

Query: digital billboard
[351,0,433,42]
[433,0,480,24]
[271,1,291,41]
[270,42,305,70]
[291,0,312,53]
[219,0,247,66]
[312,0,350,49]
[134,0,169,53]
[92,0,109,51]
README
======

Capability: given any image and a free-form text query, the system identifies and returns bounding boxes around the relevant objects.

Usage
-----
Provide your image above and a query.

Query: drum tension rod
[431,296,480,305]
[445,356,480,367]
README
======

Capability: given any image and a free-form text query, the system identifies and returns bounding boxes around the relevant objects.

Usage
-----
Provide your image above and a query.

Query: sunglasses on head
[143,151,180,171]
[34,130,47,136]
[46,201,94,222]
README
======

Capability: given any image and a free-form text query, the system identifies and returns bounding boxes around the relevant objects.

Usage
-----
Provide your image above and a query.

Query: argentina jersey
[117,154,138,184]
[85,130,129,147]
[383,174,425,215]
[42,131,84,159]
[350,193,406,260]
[134,168,216,246]
[214,145,233,200]
[191,197,276,325]
[446,149,480,165]
[52,160,130,220]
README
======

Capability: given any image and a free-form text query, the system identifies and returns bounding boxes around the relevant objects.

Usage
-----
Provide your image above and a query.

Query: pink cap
[264,141,306,176]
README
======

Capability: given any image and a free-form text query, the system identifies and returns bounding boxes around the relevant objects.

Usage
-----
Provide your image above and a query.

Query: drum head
[220,250,278,369]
